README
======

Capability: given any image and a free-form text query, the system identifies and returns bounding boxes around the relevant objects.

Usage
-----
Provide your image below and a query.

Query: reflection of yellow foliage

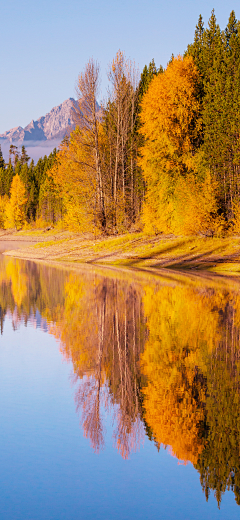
[141,285,227,464]
[50,273,145,458]
[6,259,28,307]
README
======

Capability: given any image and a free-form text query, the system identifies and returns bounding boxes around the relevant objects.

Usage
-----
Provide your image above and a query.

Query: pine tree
[0,145,5,169]
[20,145,30,165]
[187,10,240,220]
[4,163,14,196]
[137,59,161,102]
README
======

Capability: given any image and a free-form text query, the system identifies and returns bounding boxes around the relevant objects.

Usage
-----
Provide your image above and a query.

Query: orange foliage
[139,56,219,235]
[141,284,224,464]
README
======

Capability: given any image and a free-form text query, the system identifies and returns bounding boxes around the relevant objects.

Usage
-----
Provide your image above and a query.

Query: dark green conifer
[0,145,5,169]
[20,145,30,165]
[4,162,14,196]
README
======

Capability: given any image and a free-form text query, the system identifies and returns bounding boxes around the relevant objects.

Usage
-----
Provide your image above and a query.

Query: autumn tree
[0,195,7,228]
[74,58,106,230]
[50,53,142,233]
[139,55,219,235]
[5,173,27,229]
[50,130,98,232]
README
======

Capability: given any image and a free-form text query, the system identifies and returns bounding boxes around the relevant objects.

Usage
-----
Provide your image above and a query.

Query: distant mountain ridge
[0,98,78,143]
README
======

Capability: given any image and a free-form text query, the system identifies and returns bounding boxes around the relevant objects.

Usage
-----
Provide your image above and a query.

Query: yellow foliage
[0,195,8,228]
[140,55,200,171]
[5,174,27,230]
[50,128,98,232]
[33,217,51,229]
[139,56,220,236]
[172,171,223,235]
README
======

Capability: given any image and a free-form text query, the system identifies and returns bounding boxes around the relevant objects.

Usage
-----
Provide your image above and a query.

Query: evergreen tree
[0,145,5,169]
[137,59,162,104]
[187,10,240,220]
[20,145,30,165]
[9,144,19,167]
[4,162,14,196]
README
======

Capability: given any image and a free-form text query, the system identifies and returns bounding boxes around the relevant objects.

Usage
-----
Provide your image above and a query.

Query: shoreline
[1,230,240,276]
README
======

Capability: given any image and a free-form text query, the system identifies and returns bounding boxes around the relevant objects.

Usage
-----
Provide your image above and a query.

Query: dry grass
[2,230,240,274]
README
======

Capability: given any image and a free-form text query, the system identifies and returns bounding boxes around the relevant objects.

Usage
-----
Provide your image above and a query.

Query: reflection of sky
[5,309,49,334]
[0,317,238,520]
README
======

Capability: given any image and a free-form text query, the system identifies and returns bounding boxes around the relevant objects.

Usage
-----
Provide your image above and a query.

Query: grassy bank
[1,229,240,274]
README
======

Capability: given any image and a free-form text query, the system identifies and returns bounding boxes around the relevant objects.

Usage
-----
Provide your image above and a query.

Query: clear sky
[0,0,240,134]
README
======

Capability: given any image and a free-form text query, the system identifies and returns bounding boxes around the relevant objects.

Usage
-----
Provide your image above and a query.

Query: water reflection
[51,273,147,459]
[0,255,240,507]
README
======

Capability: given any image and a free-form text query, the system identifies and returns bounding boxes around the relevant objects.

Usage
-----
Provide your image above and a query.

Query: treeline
[0,144,59,229]
[140,9,240,235]
[1,10,240,235]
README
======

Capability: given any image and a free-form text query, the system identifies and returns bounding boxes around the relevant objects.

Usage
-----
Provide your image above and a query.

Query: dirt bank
[0,233,38,252]
[2,230,240,274]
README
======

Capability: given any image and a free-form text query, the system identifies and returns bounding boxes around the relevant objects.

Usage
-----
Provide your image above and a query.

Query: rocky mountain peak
[0,98,78,143]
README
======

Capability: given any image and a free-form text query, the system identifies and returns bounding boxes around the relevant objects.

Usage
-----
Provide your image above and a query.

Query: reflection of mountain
[0,257,240,507]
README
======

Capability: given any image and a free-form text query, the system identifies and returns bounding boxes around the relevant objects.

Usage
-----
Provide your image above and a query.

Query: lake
[0,254,239,519]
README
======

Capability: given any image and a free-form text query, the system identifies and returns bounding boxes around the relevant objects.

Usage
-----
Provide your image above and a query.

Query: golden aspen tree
[5,174,27,229]
[139,55,218,235]
[51,128,98,232]
[0,195,8,228]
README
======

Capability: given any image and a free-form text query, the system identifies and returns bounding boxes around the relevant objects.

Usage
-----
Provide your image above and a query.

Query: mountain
[0,98,78,143]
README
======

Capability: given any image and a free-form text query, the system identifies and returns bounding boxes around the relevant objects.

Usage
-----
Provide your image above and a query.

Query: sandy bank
[0,239,38,252]
[1,231,240,274]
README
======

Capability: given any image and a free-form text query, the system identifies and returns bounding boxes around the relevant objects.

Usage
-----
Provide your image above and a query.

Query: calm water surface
[0,255,240,519]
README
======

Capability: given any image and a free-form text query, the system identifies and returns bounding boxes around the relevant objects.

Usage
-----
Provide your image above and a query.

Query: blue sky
[0,0,240,134]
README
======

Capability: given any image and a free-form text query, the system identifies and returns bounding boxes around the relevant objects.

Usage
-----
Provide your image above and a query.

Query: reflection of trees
[196,306,240,507]
[0,257,66,330]
[53,273,146,458]
[141,285,210,465]
[142,283,240,506]
[1,255,240,505]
